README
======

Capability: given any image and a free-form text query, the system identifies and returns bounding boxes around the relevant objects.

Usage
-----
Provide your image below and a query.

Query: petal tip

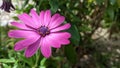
[31,8,36,11]
[14,44,23,51]
[61,16,65,20]
[42,52,51,58]
[14,46,19,51]
[25,52,32,58]
[8,30,13,37]
[41,46,51,58]
[67,23,71,28]
[45,9,51,13]
[44,55,51,58]
[30,8,37,14]
[68,33,71,38]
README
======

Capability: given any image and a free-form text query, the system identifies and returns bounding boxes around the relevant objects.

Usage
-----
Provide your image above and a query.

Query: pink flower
[8,9,71,58]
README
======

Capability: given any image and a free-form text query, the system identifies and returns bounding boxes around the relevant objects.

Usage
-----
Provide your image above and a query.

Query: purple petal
[51,13,60,22]
[49,15,65,29]
[43,10,51,26]
[14,37,40,51]
[47,32,71,45]
[8,30,39,38]
[39,11,45,25]
[40,38,51,58]
[51,23,71,32]
[11,22,31,30]
[30,9,41,28]
[48,13,60,28]
[51,32,71,39]
[18,13,36,28]
[45,35,61,48]
[59,39,70,45]
[25,38,41,58]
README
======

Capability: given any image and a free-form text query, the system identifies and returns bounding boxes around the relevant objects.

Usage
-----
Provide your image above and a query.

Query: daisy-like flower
[0,0,15,12]
[8,9,71,58]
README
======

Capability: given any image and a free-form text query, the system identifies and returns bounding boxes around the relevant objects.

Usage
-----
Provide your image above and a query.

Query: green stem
[32,51,40,68]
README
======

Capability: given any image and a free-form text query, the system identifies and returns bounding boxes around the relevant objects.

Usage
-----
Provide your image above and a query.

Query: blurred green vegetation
[0,0,120,68]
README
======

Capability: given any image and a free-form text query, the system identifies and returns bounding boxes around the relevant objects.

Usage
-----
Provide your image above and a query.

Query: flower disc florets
[38,26,50,37]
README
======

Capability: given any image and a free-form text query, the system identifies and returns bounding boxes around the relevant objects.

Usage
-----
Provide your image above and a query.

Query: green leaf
[40,58,47,66]
[67,25,80,46]
[2,63,11,68]
[22,0,29,8]
[23,4,34,13]
[13,60,18,68]
[49,0,59,13]
[80,24,92,32]
[107,7,114,20]
[110,0,116,5]
[95,0,104,5]
[17,53,33,67]
[88,0,94,3]
[0,59,15,63]
[12,16,19,20]
[64,44,77,63]
[117,0,120,7]
[36,0,44,12]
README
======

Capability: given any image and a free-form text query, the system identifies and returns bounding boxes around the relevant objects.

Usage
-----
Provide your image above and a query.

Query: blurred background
[0,0,120,68]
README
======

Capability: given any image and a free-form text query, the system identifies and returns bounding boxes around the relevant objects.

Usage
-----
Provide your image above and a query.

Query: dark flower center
[39,26,50,37]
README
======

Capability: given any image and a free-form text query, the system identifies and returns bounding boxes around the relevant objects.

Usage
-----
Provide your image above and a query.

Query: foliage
[0,0,120,68]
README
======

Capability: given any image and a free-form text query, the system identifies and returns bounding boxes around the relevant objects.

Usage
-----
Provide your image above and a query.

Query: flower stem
[32,51,40,68]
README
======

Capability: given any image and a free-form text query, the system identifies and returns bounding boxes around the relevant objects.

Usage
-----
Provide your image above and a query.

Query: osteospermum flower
[8,9,71,58]
[0,0,15,12]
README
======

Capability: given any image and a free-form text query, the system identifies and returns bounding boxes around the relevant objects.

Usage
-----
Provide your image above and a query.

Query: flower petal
[51,23,71,32]
[48,13,60,28]
[45,35,61,48]
[11,22,31,30]
[8,30,39,38]
[40,38,51,58]
[14,37,40,51]
[47,32,71,45]
[59,39,70,45]
[49,16,65,29]
[30,9,41,28]
[25,38,41,58]
[43,10,51,26]
[51,32,71,39]
[51,13,60,22]
[39,11,45,25]
[18,13,36,28]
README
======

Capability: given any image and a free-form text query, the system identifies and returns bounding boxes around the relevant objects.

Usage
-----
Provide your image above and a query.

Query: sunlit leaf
[0,59,15,63]
[40,58,47,66]
[2,63,11,68]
